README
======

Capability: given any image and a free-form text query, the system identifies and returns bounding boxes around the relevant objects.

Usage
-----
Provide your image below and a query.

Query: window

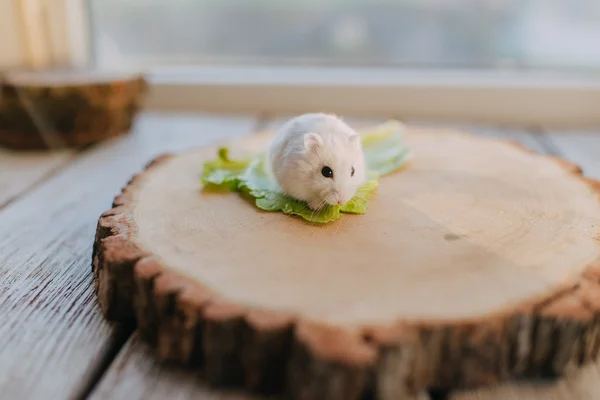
[90,0,600,71]
[6,0,596,126]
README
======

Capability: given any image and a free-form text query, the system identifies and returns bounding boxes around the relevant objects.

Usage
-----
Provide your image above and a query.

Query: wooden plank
[265,117,547,154]
[406,120,549,154]
[145,66,600,128]
[0,112,259,400]
[451,362,600,400]
[545,131,600,179]
[90,334,260,400]
[92,335,427,400]
[0,148,74,208]
[262,114,387,132]
[267,116,551,155]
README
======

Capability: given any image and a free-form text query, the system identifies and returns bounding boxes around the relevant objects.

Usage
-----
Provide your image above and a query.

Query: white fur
[267,113,366,210]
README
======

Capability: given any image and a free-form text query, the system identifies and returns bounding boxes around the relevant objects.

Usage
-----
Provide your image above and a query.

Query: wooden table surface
[1,112,599,400]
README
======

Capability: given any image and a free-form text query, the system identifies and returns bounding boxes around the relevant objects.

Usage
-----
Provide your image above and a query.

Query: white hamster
[267,113,366,210]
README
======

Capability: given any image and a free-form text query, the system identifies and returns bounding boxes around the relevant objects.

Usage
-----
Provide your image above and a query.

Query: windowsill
[148,65,600,87]
[143,66,600,128]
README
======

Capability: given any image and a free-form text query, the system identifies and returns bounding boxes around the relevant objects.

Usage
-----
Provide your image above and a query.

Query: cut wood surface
[446,130,600,400]
[0,147,73,207]
[0,70,147,149]
[0,112,259,399]
[93,121,600,399]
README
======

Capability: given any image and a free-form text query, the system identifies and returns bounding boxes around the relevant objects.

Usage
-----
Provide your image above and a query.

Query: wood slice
[0,70,147,150]
[92,127,600,400]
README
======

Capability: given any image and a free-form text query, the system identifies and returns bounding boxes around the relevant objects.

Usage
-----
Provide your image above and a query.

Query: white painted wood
[0,112,259,399]
[0,112,596,399]
[265,116,549,154]
[91,117,582,400]
[451,361,600,400]
[262,114,385,133]
[407,121,549,154]
[547,131,600,179]
[0,148,74,208]
[144,66,600,129]
[90,334,260,400]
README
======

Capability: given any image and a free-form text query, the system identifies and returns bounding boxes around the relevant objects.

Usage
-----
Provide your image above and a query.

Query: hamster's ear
[304,132,323,151]
[348,134,361,148]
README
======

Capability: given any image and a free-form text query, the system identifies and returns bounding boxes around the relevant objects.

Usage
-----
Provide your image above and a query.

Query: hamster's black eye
[351,166,355,177]
[321,166,333,178]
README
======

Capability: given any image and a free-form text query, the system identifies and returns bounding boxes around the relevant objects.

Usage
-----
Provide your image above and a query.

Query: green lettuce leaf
[340,179,379,214]
[361,120,412,176]
[201,148,252,190]
[201,120,410,223]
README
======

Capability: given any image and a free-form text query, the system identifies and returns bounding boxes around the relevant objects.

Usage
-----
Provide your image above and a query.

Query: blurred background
[89,0,600,72]
[1,0,600,128]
